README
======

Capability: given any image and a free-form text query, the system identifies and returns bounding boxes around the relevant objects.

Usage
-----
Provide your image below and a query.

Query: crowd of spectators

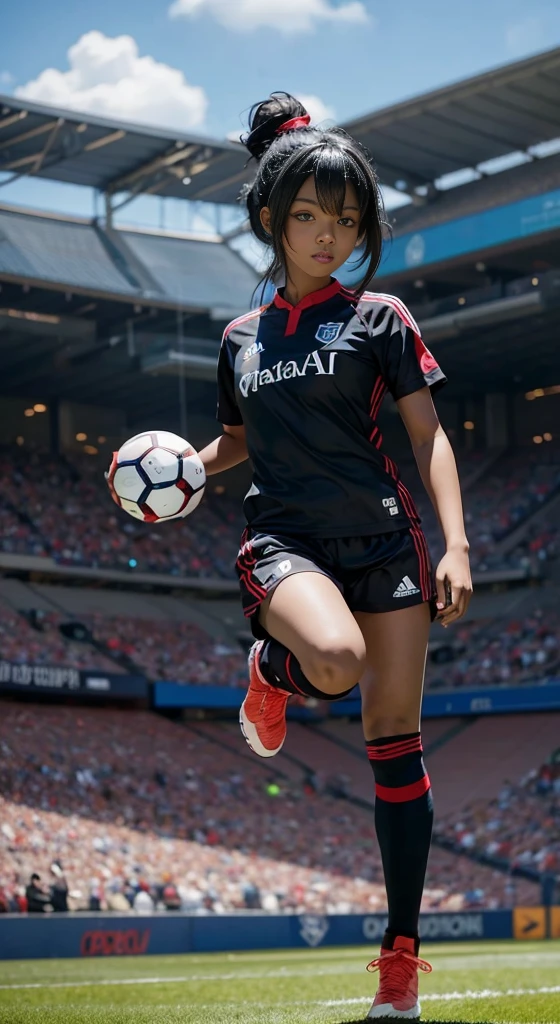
[0,703,538,916]
[437,757,560,880]
[1,600,558,691]
[0,446,559,581]
[0,603,245,686]
[0,605,120,674]
[414,449,560,574]
[0,449,242,579]
[89,614,246,686]
[426,608,560,690]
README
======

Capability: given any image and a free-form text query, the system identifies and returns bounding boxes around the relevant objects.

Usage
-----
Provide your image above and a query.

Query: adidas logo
[393,576,420,598]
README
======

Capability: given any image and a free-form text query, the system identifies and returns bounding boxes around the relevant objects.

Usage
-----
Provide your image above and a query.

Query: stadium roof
[2,47,560,208]
[343,46,560,191]
[0,95,250,205]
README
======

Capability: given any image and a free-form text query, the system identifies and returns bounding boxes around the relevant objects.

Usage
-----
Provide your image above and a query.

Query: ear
[260,206,272,235]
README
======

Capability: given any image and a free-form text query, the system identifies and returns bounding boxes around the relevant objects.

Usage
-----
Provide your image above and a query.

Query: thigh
[261,571,366,678]
[354,603,431,740]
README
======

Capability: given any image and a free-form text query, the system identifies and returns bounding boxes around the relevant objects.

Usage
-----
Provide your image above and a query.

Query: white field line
[3,948,560,987]
[317,985,560,1007]
[1,974,560,1006]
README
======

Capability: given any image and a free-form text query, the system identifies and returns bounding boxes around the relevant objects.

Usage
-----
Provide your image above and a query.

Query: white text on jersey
[239,350,338,398]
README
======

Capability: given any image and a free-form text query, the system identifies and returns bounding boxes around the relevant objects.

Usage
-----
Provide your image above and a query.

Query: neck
[282,265,333,306]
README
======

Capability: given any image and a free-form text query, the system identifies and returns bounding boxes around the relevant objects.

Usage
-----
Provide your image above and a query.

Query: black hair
[240,92,388,296]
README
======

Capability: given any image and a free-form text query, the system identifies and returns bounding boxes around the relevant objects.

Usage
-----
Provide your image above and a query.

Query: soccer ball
[106,430,206,522]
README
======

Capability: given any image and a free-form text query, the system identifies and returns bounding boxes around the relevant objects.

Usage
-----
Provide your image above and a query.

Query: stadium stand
[0,448,242,579]
[1,446,559,581]
[0,205,259,315]
[436,738,560,878]
[0,703,540,915]
[408,448,560,574]
[425,609,560,690]
[0,604,120,673]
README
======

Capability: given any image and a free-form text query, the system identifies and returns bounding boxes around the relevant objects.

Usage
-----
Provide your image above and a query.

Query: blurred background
[0,3,559,941]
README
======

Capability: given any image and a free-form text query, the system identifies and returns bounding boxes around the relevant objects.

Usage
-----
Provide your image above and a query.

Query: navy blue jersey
[216,279,445,538]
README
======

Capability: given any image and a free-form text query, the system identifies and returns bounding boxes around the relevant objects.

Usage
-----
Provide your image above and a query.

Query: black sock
[258,639,356,702]
[366,731,433,947]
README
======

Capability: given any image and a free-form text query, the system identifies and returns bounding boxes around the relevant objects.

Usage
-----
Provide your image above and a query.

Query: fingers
[437,582,473,627]
[435,574,447,616]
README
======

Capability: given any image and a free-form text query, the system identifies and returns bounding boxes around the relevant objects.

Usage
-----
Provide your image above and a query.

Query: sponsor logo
[80,929,150,957]
[84,677,110,691]
[393,576,420,598]
[243,340,264,361]
[239,350,337,398]
[299,914,329,947]
[363,914,484,942]
[405,233,426,267]
[315,322,344,344]
[277,560,292,575]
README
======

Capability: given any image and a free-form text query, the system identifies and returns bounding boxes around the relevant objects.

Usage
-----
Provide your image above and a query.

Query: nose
[316,224,335,246]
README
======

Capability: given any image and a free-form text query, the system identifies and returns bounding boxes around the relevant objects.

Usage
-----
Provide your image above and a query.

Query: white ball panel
[140,447,180,485]
[119,498,145,520]
[158,486,205,521]
[147,487,186,518]
[182,451,206,490]
[118,434,154,462]
[113,466,146,502]
[153,431,191,453]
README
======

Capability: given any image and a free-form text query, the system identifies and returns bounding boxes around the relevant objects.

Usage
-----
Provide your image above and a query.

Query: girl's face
[262,174,362,282]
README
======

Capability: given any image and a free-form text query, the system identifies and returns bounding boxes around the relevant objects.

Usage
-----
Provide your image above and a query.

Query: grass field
[0,940,559,1024]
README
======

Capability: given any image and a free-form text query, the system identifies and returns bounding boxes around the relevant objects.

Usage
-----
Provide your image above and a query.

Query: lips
[312,252,334,263]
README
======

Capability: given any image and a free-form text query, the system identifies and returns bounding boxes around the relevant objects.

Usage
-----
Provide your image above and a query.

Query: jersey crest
[315,321,344,344]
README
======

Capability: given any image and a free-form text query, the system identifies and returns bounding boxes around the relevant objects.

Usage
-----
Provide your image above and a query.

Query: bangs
[288,143,371,220]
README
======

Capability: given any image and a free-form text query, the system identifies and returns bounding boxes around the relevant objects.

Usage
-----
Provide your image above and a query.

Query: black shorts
[236,525,437,641]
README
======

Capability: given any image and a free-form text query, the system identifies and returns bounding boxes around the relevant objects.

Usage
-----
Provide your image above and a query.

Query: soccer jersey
[216,279,446,538]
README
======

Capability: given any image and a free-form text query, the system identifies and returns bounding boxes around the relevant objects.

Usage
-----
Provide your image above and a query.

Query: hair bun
[243,91,309,161]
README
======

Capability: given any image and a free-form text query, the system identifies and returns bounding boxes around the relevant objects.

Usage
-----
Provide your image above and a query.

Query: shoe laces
[367,948,432,1001]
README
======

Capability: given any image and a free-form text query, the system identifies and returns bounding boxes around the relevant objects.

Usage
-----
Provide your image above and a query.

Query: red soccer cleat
[239,641,290,757]
[366,936,432,1019]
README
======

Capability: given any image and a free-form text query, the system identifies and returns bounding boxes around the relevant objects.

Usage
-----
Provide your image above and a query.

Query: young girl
[198,93,472,1019]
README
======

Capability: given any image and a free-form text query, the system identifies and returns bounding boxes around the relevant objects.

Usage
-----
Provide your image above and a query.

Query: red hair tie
[275,114,311,135]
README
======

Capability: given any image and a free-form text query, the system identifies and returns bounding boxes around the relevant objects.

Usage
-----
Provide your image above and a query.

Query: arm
[397,387,472,625]
[197,424,249,477]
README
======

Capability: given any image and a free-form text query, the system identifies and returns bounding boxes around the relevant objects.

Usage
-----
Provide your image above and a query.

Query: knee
[362,708,419,742]
[304,638,366,695]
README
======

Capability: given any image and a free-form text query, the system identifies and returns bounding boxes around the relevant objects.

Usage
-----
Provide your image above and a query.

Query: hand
[435,548,472,627]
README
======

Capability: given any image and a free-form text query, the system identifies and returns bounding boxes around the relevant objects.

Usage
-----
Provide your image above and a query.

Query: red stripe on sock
[368,744,422,761]
[375,775,431,803]
[367,737,423,760]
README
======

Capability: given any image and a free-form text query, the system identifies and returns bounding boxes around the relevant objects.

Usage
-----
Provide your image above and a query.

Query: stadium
[0,40,560,1024]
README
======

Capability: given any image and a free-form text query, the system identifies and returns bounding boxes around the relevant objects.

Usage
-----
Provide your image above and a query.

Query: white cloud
[169,0,369,34]
[297,94,336,125]
[15,31,207,132]
[505,17,547,56]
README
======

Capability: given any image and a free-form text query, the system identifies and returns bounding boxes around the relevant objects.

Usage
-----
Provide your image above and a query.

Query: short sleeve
[216,333,243,426]
[367,299,446,400]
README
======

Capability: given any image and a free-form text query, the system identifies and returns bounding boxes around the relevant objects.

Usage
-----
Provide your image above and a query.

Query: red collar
[273,278,342,312]
[273,279,345,335]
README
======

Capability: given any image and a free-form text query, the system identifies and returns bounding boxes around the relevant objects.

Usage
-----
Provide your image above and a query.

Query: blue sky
[2,0,560,229]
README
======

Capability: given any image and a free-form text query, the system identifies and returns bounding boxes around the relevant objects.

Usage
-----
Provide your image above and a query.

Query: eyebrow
[292,196,359,211]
